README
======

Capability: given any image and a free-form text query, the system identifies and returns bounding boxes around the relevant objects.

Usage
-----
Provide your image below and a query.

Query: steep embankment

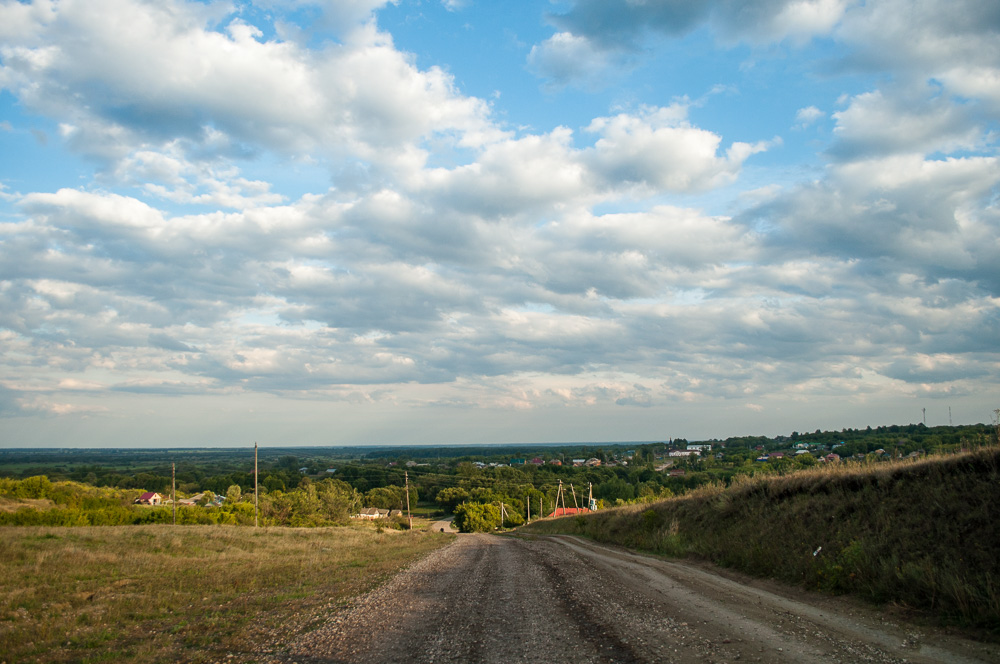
[521,446,1000,631]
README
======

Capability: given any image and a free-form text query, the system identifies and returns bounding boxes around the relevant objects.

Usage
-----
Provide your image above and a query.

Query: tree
[226,484,242,503]
[435,487,470,512]
[453,502,501,533]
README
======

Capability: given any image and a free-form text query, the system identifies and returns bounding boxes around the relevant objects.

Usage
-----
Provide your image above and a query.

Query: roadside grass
[0,523,454,663]
[521,446,1000,632]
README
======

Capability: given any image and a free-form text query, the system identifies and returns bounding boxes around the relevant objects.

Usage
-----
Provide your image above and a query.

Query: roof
[138,492,159,500]
[548,507,591,517]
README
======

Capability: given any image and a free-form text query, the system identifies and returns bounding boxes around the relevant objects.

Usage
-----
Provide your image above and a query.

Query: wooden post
[405,471,412,530]
[570,483,579,509]
[526,495,530,523]
[171,463,176,526]
[254,441,259,528]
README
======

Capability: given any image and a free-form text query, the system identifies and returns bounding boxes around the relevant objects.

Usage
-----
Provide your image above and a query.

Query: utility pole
[570,483,579,510]
[540,496,543,519]
[171,463,176,526]
[405,471,412,530]
[949,406,953,426]
[588,482,594,511]
[254,441,259,528]
[923,407,927,425]
[526,495,530,523]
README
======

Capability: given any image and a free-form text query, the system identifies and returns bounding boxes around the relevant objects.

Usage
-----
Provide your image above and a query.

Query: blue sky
[1,0,998,448]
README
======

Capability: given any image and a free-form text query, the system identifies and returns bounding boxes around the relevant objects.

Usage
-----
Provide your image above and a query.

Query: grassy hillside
[0,524,454,663]
[521,445,1000,631]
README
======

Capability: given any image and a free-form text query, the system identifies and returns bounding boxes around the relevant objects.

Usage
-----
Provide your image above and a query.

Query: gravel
[250,534,999,664]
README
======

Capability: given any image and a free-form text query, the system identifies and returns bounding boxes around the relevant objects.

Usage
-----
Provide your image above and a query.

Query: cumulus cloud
[541,0,850,51]
[1,0,998,445]
[829,87,985,160]
[584,105,774,193]
[0,0,495,178]
[527,32,634,90]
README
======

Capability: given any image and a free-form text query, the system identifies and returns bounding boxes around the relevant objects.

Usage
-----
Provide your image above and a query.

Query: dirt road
[268,534,999,664]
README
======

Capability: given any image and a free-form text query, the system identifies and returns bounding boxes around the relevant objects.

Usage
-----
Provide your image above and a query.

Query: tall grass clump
[521,446,1000,631]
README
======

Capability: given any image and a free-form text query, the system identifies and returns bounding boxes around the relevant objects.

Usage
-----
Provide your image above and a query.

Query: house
[178,492,205,506]
[669,450,697,458]
[299,467,310,473]
[825,453,841,463]
[354,507,389,520]
[548,459,562,466]
[585,458,601,467]
[769,451,785,459]
[686,444,712,452]
[549,507,590,517]
[529,457,545,465]
[134,492,162,505]
[510,458,525,465]
[389,509,403,518]
[571,459,586,466]
[669,469,686,477]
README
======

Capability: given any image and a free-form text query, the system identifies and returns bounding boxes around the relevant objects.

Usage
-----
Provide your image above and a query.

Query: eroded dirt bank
[259,534,999,664]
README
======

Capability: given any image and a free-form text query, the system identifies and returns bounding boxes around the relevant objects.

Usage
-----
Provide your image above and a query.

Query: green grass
[521,445,1000,632]
[0,524,454,663]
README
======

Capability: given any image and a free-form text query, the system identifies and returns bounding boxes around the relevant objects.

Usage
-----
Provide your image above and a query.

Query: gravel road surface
[265,534,999,664]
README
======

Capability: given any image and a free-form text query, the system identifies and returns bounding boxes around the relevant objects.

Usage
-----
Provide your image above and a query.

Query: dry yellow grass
[0,524,454,663]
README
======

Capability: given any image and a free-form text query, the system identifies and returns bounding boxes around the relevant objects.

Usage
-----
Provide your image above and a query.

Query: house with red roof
[134,492,162,505]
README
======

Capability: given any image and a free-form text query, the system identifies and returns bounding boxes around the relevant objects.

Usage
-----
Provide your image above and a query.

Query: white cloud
[830,88,984,159]
[0,0,495,178]
[794,105,825,128]
[527,32,630,90]
[585,106,773,192]
[2,0,999,444]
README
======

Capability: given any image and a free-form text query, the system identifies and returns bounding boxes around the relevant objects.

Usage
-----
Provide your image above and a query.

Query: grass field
[0,524,454,663]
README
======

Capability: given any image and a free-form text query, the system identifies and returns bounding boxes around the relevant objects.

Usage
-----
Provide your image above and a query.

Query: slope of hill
[521,445,1000,631]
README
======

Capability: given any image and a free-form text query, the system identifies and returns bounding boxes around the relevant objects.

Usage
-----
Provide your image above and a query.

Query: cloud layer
[0,0,997,445]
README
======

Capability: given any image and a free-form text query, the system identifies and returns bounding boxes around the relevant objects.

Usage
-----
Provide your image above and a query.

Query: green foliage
[434,487,470,511]
[453,502,501,533]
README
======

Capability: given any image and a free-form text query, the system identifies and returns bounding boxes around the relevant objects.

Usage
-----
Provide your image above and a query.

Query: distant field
[0,524,454,663]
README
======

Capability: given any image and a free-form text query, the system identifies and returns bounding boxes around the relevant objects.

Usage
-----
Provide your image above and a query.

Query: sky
[1,0,998,448]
